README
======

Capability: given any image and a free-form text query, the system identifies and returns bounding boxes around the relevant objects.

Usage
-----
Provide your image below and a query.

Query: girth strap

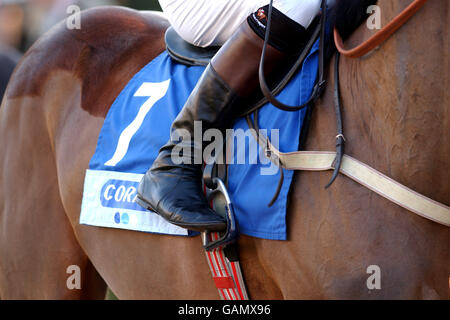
[264,145,450,227]
[201,173,249,300]
[204,234,249,300]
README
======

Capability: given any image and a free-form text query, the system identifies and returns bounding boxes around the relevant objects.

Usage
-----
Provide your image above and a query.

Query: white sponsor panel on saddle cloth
[80,169,188,236]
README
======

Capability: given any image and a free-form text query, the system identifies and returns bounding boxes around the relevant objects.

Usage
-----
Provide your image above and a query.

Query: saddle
[165,27,219,66]
[165,25,321,117]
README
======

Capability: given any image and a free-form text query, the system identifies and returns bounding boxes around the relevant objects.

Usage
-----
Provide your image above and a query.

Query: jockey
[136,0,322,231]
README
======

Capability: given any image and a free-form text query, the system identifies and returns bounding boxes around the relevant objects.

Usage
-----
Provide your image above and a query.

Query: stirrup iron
[202,178,238,251]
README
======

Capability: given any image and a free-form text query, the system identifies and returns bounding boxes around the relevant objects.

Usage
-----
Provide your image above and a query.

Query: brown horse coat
[0,2,448,299]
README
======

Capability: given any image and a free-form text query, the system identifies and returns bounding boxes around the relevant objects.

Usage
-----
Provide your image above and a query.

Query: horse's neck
[315,0,448,203]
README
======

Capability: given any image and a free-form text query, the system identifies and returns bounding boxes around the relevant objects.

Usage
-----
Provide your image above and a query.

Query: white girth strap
[268,146,450,227]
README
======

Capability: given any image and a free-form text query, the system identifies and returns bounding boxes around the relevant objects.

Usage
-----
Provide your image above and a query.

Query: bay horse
[0,1,448,299]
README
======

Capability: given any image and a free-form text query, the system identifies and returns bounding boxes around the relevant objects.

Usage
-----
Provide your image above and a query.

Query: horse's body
[0,2,448,299]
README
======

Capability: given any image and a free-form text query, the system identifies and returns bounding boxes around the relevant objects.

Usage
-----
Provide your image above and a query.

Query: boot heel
[135,195,157,213]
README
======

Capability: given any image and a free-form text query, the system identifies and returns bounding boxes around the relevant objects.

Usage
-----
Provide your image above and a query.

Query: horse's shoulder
[8,7,169,117]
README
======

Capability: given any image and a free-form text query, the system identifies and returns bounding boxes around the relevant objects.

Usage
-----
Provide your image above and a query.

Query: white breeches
[158,0,323,47]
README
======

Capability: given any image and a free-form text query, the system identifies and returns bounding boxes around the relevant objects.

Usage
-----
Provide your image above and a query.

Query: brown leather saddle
[165,27,219,66]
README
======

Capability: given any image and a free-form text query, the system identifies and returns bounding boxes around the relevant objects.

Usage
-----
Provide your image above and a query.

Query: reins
[258,0,327,112]
[334,0,429,58]
[201,0,447,300]
[250,0,434,205]
[327,0,429,185]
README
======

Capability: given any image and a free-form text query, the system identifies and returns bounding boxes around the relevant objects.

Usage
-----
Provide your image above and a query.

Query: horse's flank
[290,0,448,298]
[0,2,448,299]
[7,7,168,118]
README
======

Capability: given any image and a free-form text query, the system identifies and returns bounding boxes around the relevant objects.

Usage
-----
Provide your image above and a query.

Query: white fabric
[158,0,321,47]
[80,170,189,235]
[159,0,267,47]
[273,0,321,29]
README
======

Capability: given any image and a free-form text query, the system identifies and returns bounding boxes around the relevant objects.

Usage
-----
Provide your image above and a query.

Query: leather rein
[325,0,430,185]
[334,0,429,58]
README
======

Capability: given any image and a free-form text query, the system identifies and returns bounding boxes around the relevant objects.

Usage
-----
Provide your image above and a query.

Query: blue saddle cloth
[83,39,319,240]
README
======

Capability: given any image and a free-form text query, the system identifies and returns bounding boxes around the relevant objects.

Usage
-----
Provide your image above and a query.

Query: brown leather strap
[259,0,327,112]
[334,0,428,58]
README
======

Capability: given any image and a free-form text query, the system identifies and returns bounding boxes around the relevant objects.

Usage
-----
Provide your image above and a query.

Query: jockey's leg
[136,1,321,231]
[158,0,268,47]
[158,0,321,47]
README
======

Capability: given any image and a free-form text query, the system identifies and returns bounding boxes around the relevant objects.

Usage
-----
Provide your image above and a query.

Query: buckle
[202,178,239,251]
[312,79,327,102]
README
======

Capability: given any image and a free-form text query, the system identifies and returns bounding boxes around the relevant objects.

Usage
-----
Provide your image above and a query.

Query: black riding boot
[136,6,311,231]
